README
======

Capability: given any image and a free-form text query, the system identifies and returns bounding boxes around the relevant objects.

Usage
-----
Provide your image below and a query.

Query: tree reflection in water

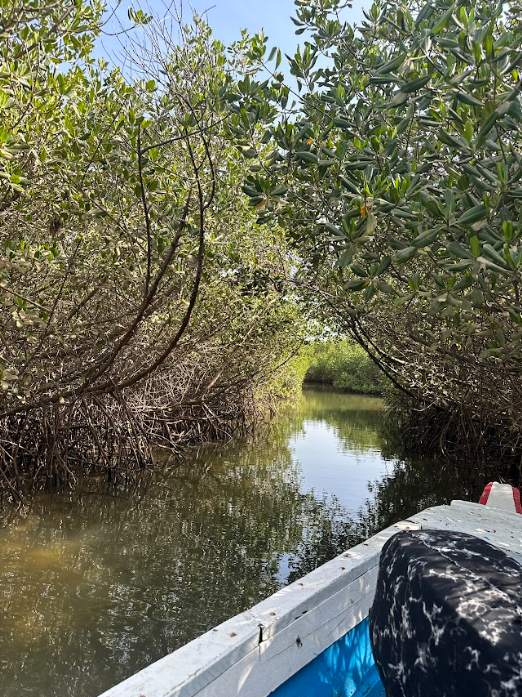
[0,388,478,697]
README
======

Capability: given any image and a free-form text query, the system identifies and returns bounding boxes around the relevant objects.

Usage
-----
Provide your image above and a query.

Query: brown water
[0,388,479,697]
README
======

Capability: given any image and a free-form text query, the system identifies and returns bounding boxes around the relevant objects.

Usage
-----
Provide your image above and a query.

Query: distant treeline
[303,341,384,395]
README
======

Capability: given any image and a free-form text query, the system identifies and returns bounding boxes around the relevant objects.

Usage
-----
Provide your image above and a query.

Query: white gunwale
[99,496,522,697]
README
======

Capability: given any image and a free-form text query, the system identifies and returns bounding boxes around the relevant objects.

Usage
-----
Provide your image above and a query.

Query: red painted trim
[479,482,493,505]
[512,487,522,514]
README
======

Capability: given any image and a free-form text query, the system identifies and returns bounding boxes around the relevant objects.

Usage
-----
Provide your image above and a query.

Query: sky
[96,0,368,67]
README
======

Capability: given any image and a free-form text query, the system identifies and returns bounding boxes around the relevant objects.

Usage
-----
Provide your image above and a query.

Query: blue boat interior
[269,617,385,697]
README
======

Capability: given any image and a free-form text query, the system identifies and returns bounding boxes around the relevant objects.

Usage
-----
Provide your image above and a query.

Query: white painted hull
[99,483,522,697]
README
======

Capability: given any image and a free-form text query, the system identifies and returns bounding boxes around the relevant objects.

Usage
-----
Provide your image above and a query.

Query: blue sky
[97,0,367,66]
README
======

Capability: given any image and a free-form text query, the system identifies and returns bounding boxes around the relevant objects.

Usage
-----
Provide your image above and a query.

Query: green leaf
[482,243,507,267]
[295,151,319,164]
[345,278,369,291]
[350,263,368,277]
[432,4,456,33]
[412,228,439,248]
[400,75,432,93]
[477,111,499,144]
[446,241,474,259]
[376,256,392,275]
[395,246,417,263]
[415,2,434,26]
[454,91,483,107]
[438,129,465,148]
[332,118,352,129]
[456,205,488,226]
[470,235,481,256]
[376,279,395,293]
[376,54,406,75]
[339,176,359,194]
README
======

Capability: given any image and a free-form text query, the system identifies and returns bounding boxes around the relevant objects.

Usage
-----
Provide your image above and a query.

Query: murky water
[0,388,480,697]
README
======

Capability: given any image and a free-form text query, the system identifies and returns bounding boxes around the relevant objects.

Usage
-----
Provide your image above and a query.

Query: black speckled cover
[370,529,522,696]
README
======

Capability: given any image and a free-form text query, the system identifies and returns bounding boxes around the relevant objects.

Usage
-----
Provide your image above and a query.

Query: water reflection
[288,391,389,510]
[0,388,479,697]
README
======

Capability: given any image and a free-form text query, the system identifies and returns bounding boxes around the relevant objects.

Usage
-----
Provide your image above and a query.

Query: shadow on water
[0,388,480,697]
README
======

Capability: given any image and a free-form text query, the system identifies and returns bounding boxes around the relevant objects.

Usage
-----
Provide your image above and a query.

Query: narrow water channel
[0,388,479,697]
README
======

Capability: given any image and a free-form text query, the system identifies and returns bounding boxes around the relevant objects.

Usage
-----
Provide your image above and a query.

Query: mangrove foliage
[0,2,307,497]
